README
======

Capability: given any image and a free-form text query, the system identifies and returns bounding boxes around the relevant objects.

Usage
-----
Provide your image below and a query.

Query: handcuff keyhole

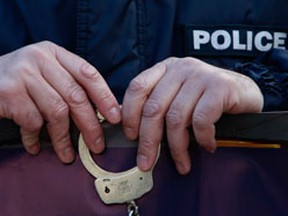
[105,186,110,193]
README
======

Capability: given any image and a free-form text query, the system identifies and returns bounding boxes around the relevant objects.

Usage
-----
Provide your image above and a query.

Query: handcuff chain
[128,201,140,216]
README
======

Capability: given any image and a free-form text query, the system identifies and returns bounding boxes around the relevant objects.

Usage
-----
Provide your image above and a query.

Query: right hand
[0,41,121,162]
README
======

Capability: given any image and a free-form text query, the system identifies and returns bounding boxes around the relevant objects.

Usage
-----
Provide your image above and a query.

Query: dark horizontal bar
[1,111,288,149]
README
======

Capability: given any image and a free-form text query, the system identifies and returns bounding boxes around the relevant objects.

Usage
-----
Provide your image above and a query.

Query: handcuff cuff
[78,111,160,216]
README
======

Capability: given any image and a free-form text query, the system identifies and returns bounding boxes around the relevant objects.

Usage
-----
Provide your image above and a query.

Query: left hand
[122,57,264,175]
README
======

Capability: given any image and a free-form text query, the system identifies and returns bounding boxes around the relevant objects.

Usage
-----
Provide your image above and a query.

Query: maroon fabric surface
[1,145,288,216]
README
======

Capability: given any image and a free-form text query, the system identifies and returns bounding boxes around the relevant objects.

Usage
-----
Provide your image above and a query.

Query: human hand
[0,41,121,162]
[122,57,263,174]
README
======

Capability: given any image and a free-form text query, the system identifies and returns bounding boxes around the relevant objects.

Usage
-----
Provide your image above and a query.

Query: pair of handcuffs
[78,113,160,216]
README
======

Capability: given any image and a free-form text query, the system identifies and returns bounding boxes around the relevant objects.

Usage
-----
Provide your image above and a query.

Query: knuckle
[166,109,185,129]
[142,99,163,118]
[127,76,147,95]
[23,44,45,60]
[48,99,69,122]
[79,61,101,80]
[177,57,198,70]
[25,112,43,132]
[39,40,55,47]
[183,56,200,64]
[37,41,59,53]
[97,91,115,106]
[165,57,178,64]
[180,56,195,64]
[139,138,155,153]
[19,46,48,72]
[164,57,201,76]
[22,41,57,63]
[65,82,87,106]
[180,57,203,72]
[192,112,209,130]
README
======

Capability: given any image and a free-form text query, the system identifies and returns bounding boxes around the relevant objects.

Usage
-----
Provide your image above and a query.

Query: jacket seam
[135,0,147,71]
[76,0,89,59]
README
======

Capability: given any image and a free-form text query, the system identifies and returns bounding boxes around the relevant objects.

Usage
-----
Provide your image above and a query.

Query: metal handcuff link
[78,112,160,216]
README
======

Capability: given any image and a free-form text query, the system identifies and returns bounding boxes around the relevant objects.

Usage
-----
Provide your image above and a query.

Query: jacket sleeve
[233,49,288,111]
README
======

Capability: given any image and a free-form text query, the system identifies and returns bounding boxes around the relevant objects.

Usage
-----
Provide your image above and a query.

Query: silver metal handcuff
[78,113,160,216]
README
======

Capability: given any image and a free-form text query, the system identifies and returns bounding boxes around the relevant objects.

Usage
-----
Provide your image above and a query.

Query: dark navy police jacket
[1,1,288,216]
[1,0,288,109]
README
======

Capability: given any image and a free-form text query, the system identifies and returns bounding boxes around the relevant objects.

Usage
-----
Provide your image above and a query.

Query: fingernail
[176,162,191,175]
[208,145,216,153]
[108,107,121,123]
[137,154,149,171]
[63,147,75,163]
[29,144,40,155]
[81,64,97,78]
[95,137,101,144]
[204,141,217,153]
[92,137,104,153]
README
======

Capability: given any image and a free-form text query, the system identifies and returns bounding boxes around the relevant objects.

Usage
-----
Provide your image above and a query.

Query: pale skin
[0,41,121,163]
[122,57,264,175]
[0,41,264,174]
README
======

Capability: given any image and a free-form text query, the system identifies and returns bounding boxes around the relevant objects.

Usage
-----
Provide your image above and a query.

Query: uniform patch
[184,25,288,57]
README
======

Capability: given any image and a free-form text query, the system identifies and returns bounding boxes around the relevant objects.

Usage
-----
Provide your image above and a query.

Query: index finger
[122,62,167,171]
[122,62,166,139]
[55,46,121,124]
